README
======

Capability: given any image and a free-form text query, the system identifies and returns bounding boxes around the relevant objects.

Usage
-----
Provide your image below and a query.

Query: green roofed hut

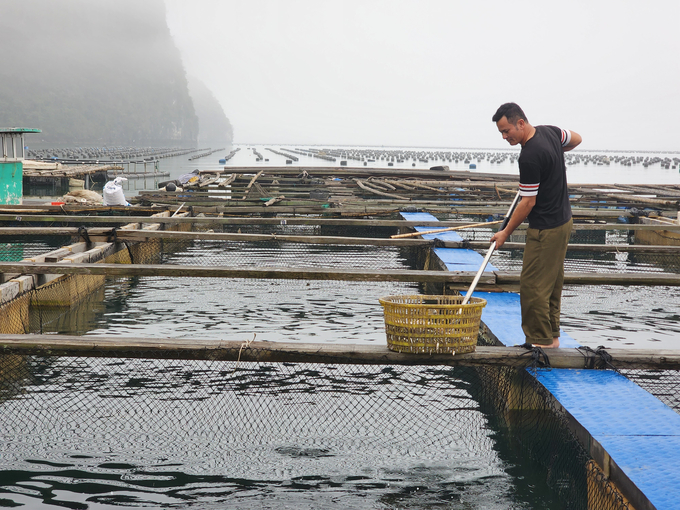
[1,127,41,204]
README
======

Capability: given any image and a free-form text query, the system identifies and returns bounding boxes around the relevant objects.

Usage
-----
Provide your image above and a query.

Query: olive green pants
[520,219,572,345]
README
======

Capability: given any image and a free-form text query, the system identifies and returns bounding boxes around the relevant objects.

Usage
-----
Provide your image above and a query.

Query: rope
[77,226,91,244]
[124,241,135,265]
[232,333,257,373]
[577,345,617,371]
[519,343,552,371]
[106,227,134,264]
[238,333,256,363]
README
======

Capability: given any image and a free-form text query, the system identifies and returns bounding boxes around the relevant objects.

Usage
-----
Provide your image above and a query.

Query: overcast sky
[165,0,679,151]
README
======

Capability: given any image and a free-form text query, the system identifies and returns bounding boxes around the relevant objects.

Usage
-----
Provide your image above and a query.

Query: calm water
[32,249,680,351]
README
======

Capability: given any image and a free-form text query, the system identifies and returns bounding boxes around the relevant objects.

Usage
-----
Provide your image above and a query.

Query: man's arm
[489,195,536,249]
[563,130,582,152]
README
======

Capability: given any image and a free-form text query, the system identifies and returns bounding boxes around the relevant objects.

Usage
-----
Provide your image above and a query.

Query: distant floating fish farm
[2,162,680,509]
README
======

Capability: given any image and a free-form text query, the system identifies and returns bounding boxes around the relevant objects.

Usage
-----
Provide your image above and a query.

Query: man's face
[496,116,524,146]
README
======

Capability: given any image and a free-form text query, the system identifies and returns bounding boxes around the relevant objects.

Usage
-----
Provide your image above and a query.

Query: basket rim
[379,294,487,308]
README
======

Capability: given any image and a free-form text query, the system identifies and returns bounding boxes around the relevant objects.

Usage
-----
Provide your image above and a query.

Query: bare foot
[534,338,560,349]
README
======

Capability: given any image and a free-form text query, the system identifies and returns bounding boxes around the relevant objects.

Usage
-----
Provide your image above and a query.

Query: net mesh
[2,214,679,274]
[0,350,645,510]
[0,217,677,508]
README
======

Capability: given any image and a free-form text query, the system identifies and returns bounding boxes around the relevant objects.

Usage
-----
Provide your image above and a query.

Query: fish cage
[2,171,680,508]
[3,335,677,509]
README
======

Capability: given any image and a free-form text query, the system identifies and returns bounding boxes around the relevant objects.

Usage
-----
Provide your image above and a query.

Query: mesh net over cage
[1,216,679,509]
[1,349,659,510]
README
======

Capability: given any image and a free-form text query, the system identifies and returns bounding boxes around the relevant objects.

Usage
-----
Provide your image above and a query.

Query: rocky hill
[188,76,234,147]
[0,0,230,147]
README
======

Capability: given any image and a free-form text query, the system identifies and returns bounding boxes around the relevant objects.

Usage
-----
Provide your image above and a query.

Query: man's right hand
[490,229,510,249]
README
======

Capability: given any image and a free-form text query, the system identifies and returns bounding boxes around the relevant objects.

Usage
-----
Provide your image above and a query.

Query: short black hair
[492,103,528,124]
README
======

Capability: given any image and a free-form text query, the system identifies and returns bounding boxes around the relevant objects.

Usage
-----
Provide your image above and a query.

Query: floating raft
[2,163,680,509]
[22,162,122,179]
[402,208,680,510]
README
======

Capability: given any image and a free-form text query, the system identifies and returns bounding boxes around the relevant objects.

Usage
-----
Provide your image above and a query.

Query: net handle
[462,190,521,305]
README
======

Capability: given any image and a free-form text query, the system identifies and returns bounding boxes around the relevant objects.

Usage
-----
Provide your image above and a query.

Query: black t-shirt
[518,125,572,230]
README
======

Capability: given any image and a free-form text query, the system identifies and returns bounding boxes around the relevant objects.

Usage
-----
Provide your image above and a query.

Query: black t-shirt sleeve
[519,159,541,197]
[517,125,572,229]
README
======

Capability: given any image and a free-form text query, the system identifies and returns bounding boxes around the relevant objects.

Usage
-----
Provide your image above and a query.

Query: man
[490,103,582,348]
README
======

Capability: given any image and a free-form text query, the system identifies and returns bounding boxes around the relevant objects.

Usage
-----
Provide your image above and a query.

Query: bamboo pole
[355,179,410,201]
[3,227,680,254]
[2,214,680,230]
[112,230,443,247]
[2,262,680,286]
[391,220,504,239]
[0,261,494,284]
[246,170,264,189]
[467,241,680,254]
[494,270,680,286]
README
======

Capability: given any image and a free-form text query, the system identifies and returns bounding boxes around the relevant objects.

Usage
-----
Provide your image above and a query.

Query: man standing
[490,103,582,348]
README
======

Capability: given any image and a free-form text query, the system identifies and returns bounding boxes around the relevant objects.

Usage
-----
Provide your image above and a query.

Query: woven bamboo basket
[379,295,487,354]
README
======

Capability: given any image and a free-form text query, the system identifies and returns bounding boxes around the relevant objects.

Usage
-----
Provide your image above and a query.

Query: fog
[165,0,680,151]
[0,0,200,145]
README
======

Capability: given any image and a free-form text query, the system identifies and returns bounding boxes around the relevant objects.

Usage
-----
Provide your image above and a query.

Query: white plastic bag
[103,177,129,206]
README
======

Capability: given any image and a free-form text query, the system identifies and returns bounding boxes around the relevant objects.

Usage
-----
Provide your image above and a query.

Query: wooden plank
[495,271,680,286]
[1,335,679,369]
[110,230,446,247]
[2,260,679,286]
[0,261,494,284]
[3,213,680,230]
[467,241,680,254]
[391,220,503,239]
[0,214,494,228]
[5,228,680,255]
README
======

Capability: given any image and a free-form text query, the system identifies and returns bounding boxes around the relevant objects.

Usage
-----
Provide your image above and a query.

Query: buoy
[166,183,177,192]
[469,163,477,169]
[219,159,226,164]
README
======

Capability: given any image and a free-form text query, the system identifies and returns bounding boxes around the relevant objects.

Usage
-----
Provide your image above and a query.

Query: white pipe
[461,190,521,305]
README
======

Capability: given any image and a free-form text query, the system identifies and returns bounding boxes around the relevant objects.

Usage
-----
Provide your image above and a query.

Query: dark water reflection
[42,277,419,344]
[1,361,560,509]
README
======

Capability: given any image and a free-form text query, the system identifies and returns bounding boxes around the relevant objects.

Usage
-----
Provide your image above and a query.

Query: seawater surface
[103,144,680,349]
[100,143,680,197]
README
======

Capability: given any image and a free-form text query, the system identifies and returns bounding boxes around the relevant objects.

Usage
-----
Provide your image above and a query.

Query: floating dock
[402,209,680,510]
[1,163,680,508]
